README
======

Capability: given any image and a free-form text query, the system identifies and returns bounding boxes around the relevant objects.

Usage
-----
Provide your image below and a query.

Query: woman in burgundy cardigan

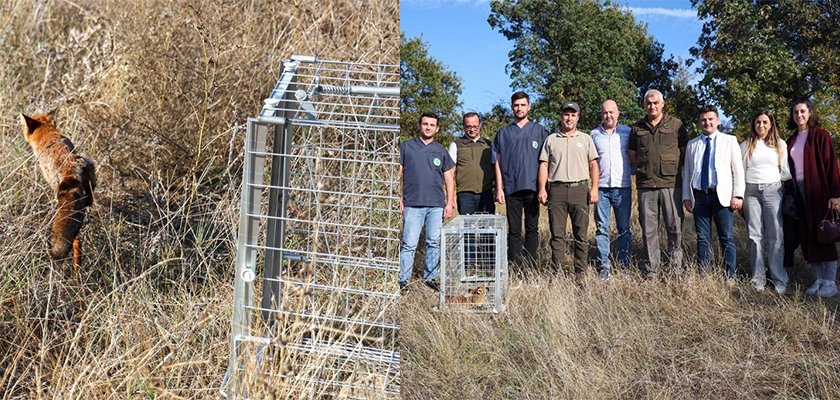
[784,98,840,297]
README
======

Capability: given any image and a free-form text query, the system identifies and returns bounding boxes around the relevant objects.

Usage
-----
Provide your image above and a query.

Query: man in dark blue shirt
[493,92,549,269]
[399,112,455,292]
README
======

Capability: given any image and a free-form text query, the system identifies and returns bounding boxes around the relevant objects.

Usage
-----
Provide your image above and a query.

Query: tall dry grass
[0,0,398,398]
[401,270,840,399]
[402,187,840,399]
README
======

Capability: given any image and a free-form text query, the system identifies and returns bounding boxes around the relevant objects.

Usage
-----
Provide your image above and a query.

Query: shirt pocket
[460,145,474,163]
[635,129,651,149]
[660,152,678,176]
[657,127,679,154]
[635,131,650,175]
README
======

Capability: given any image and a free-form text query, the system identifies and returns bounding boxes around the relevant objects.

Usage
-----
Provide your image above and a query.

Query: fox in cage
[444,286,489,307]
[440,214,508,313]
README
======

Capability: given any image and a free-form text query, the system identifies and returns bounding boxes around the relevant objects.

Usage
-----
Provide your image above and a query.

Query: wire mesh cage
[440,214,508,313]
[222,55,400,399]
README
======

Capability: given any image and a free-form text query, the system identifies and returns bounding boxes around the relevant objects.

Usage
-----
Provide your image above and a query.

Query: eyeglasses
[464,125,480,131]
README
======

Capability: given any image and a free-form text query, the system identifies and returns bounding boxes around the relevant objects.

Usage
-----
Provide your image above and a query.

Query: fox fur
[445,286,488,306]
[21,113,96,268]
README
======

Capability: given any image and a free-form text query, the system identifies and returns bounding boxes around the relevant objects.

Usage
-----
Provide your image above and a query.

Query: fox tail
[48,178,87,260]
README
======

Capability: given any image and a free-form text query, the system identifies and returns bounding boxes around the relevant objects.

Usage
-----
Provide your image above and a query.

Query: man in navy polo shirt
[399,112,456,292]
[493,91,549,269]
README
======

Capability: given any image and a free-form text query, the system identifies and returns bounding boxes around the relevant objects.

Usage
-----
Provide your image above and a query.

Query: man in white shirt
[590,100,633,278]
[682,105,745,279]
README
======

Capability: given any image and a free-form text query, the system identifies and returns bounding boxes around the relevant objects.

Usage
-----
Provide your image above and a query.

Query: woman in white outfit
[740,110,790,293]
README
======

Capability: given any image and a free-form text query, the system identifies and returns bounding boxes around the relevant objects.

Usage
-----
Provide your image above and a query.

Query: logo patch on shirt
[433,157,441,166]
[532,141,539,149]
[576,142,583,148]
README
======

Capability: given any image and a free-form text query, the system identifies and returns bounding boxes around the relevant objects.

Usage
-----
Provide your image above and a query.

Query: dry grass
[0,0,397,398]
[401,270,840,399]
[402,195,840,399]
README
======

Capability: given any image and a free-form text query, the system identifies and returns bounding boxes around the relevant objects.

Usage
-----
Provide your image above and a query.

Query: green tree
[400,32,463,140]
[488,0,679,131]
[475,102,513,143]
[813,89,840,140]
[690,0,840,138]
[666,57,703,138]
[690,1,807,137]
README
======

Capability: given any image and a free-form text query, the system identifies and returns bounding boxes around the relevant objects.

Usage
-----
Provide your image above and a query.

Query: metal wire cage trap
[221,55,400,399]
[439,214,508,313]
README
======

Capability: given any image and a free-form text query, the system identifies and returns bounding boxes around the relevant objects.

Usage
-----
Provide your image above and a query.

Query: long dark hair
[745,110,783,169]
[786,98,819,131]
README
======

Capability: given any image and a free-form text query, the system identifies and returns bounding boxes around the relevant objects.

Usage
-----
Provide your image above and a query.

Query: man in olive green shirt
[447,112,495,214]
[628,89,688,277]
[538,102,600,276]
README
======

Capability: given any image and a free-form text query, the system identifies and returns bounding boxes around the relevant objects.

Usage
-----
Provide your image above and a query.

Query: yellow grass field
[402,185,840,399]
[3,0,839,398]
[0,0,397,398]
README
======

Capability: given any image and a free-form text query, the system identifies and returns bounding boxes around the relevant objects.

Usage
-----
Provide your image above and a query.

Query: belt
[550,180,588,188]
[693,187,717,195]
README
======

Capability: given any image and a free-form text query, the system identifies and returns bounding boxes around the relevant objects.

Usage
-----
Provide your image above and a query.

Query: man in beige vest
[448,112,495,214]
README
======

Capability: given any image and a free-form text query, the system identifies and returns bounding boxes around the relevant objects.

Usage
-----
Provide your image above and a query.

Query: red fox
[21,113,96,274]
[445,286,488,306]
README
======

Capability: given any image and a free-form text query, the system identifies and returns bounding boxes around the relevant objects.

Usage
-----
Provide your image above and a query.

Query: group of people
[399,89,840,298]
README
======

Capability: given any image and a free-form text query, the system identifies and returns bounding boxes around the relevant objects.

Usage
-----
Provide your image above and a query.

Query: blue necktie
[701,136,711,191]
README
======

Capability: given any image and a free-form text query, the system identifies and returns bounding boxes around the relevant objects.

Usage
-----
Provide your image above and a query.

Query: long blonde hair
[746,110,783,169]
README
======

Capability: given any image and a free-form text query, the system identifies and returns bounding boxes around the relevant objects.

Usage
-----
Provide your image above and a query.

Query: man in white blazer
[683,105,745,279]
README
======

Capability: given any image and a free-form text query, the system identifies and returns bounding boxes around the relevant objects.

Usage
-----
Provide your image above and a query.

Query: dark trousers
[692,190,736,278]
[457,190,495,215]
[506,189,540,268]
[548,184,590,274]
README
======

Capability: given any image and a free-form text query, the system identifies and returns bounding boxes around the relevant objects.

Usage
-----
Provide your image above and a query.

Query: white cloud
[627,7,697,19]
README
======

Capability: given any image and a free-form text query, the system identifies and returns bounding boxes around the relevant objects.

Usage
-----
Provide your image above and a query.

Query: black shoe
[399,281,408,295]
[424,280,440,293]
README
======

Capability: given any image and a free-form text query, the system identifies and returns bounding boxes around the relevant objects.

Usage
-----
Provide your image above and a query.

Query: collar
[512,120,531,130]
[701,130,720,141]
[592,124,629,136]
[460,135,485,143]
[645,113,670,128]
[415,136,436,146]
[555,130,581,138]
[595,125,620,135]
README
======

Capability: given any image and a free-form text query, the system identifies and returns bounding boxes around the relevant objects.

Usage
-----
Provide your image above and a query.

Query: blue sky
[401,0,704,113]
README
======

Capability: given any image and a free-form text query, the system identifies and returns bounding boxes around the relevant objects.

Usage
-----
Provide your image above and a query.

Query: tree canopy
[488,0,691,131]
[400,32,463,139]
[691,0,840,137]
